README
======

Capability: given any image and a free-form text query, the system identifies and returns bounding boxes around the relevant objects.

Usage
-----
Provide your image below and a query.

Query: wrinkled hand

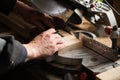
[23,28,65,61]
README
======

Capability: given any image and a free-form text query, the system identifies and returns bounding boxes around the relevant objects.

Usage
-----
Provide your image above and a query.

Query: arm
[0,28,65,74]
[0,35,27,74]
[23,28,65,61]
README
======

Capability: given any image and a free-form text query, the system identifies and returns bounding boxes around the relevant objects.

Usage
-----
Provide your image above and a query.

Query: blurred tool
[105,25,120,54]
[28,1,120,77]
[110,26,119,49]
[29,0,118,37]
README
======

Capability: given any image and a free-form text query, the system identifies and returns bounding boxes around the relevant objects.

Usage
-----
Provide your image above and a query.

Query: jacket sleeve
[0,0,16,15]
[0,35,27,74]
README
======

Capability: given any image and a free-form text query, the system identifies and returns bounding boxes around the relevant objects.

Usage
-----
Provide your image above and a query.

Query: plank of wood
[57,29,81,48]
[96,66,120,80]
[95,37,112,47]
[74,17,96,32]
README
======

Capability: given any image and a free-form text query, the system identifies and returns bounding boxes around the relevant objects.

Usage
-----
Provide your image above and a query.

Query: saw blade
[29,0,67,15]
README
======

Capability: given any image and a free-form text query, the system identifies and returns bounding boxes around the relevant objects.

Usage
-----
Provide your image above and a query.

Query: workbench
[0,6,120,80]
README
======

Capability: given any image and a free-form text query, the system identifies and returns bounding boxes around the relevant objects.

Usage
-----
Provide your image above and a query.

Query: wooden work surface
[0,4,120,79]
[96,66,120,80]
[58,30,120,80]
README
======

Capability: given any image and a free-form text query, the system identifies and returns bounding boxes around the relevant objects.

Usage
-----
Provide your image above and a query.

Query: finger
[51,34,63,44]
[45,28,56,34]
[55,37,63,44]
[57,40,64,44]
[53,33,62,39]
[57,43,65,50]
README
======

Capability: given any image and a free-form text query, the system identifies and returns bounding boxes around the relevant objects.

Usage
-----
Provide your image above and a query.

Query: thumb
[45,28,56,34]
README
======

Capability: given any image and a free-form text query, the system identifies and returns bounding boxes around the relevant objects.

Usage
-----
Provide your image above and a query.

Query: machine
[29,0,117,37]
[28,0,120,80]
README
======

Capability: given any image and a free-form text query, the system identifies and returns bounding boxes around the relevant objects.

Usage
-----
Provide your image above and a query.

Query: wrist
[23,43,37,61]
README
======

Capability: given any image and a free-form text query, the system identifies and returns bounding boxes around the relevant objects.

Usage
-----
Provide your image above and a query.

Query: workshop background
[0,0,120,80]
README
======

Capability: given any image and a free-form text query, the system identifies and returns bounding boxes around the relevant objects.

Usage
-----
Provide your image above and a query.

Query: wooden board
[57,30,119,73]
[96,66,120,80]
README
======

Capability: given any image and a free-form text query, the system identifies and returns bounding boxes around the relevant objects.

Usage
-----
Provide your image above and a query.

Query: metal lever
[64,73,73,80]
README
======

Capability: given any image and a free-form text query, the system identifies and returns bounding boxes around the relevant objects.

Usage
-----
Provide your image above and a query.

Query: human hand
[23,28,65,61]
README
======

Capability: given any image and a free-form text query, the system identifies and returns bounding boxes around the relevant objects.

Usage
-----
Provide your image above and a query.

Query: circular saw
[29,0,67,16]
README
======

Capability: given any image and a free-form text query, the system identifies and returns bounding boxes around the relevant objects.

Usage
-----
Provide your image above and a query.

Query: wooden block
[95,37,112,47]
[96,66,120,80]
[74,17,96,32]
[57,29,81,48]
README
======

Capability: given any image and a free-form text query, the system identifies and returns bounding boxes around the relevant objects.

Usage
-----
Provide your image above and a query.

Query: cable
[104,0,120,16]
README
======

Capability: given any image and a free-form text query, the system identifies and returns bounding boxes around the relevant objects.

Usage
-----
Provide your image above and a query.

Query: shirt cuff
[0,35,27,67]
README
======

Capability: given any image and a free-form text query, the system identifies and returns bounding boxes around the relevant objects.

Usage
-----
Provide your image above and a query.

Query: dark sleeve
[0,0,16,15]
[0,35,27,74]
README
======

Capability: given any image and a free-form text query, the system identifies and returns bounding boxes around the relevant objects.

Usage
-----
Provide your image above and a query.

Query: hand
[23,28,65,61]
